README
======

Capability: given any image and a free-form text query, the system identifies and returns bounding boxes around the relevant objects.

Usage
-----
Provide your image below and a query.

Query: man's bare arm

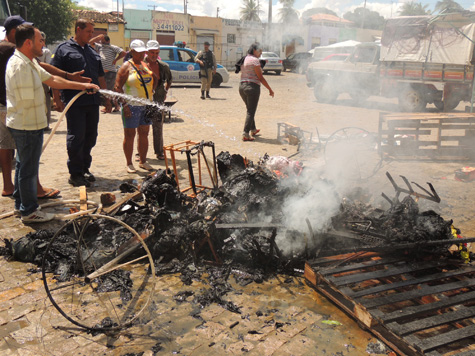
[40,63,92,83]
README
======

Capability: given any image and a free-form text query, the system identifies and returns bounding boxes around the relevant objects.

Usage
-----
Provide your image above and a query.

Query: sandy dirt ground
[0,70,473,355]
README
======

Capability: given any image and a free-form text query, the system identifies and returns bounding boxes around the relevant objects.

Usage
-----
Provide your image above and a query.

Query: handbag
[128,60,160,122]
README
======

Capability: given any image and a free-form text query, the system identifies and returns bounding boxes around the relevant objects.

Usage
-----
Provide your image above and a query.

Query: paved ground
[0,71,474,355]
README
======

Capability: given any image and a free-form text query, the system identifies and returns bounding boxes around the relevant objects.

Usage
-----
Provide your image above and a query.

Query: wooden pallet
[305,252,475,356]
[378,112,475,161]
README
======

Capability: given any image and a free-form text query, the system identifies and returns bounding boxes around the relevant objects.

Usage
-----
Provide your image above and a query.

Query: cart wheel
[42,214,156,331]
[324,127,382,181]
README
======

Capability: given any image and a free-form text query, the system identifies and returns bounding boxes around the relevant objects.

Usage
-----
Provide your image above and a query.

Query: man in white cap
[145,40,172,160]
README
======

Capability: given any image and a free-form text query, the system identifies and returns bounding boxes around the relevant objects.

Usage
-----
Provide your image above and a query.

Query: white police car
[159,46,229,87]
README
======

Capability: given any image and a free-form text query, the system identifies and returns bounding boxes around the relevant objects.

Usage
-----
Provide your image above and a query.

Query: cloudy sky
[79,0,475,21]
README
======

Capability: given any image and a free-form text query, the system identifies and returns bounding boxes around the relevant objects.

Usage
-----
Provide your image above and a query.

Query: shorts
[121,105,150,129]
[0,105,15,149]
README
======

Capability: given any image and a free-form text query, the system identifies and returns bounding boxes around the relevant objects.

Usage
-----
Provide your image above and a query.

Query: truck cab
[306,43,380,103]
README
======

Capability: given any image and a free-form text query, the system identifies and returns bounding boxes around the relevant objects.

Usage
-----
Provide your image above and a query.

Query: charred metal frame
[382,171,441,205]
[163,140,219,197]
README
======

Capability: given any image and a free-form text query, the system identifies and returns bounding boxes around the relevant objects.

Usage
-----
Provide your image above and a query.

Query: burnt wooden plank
[329,260,450,287]
[372,290,475,323]
[410,323,475,352]
[318,255,404,276]
[347,266,475,298]
[359,278,475,309]
[428,350,475,356]
[215,223,284,229]
[308,252,380,266]
[388,305,475,336]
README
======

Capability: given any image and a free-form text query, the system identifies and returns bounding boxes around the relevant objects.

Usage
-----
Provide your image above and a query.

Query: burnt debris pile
[3,152,467,277]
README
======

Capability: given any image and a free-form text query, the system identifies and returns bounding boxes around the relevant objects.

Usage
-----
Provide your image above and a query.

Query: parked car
[320,53,350,62]
[259,52,283,75]
[283,52,312,73]
[159,46,229,87]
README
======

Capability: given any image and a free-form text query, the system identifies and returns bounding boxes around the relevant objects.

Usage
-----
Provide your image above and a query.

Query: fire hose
[0,90,101,220]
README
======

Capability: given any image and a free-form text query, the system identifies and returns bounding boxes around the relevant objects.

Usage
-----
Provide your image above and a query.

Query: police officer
[51,19,110,187]
[195,41,216,99]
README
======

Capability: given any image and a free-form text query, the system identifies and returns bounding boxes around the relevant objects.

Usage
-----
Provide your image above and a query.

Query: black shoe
[69,174,91,188]
[83,170,96,182]
[201,91,205,100]
[206,92,211,99]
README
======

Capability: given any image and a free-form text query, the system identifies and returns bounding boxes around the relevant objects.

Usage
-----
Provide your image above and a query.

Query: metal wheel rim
[42,214,156,331]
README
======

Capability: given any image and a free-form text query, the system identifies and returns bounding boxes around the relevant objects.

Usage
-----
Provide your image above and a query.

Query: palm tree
[240,0,262,22]
[434,0,464,14]
[278,0,299,23]
[398,1,431,16]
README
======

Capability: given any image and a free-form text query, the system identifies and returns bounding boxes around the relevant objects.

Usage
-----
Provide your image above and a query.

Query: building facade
[221,19,264,68]
[152,11,189,46]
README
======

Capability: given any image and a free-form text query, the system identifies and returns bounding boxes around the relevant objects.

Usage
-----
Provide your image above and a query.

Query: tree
[278,0,299,23]
[434,0,464,14]
[301,7,337,21]
[9,0,75,45]
[343,7,385,30]
[240,0,262,22]
[398,2,431,16]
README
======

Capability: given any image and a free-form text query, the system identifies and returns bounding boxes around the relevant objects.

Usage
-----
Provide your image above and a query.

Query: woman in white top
[239,43,274,141]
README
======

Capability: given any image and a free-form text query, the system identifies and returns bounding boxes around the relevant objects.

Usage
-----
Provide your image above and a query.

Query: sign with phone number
[158,23,185,31]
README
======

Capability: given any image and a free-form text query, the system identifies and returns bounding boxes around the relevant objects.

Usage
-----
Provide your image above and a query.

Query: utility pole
[148,4,157,11]
[361,0,367,29]
[268,0,272,24]
[184,0,187,15]
[217,7,219,18]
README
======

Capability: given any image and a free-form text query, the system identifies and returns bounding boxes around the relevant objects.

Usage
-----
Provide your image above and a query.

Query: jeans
[239,82,261,135]
[9,128,43,216]
[66,105,99,176]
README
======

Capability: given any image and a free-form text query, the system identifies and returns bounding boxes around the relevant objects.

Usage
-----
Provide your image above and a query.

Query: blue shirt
[51,38,104,106]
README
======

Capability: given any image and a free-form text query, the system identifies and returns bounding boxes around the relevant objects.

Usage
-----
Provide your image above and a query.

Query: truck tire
[399,88,427,112]
[211,73,223,88]
[314,79,338,103]
[434,98,459,111]
[443,97,460,111]
[434,100,444,111]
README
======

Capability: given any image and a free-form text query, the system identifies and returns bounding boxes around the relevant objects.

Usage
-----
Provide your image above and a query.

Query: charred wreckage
[2,149,473,331]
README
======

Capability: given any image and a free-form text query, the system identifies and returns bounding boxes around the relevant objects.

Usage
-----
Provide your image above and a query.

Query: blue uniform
[51,38,105,177]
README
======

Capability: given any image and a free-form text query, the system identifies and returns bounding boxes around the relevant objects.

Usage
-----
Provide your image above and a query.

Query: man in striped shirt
[90,34,125,112]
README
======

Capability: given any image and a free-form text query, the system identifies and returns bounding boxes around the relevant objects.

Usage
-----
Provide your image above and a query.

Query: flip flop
[38,188,61,199]
[1,193,13,197]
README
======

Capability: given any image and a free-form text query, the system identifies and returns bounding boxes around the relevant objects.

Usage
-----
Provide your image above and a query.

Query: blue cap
[3,15,33,32]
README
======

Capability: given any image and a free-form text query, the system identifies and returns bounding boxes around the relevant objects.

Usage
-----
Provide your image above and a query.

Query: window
[178,49,195,63]
[311,37,321,49]
[227,34,236,44]
[353,47,376,63]
[160,49,174,61]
